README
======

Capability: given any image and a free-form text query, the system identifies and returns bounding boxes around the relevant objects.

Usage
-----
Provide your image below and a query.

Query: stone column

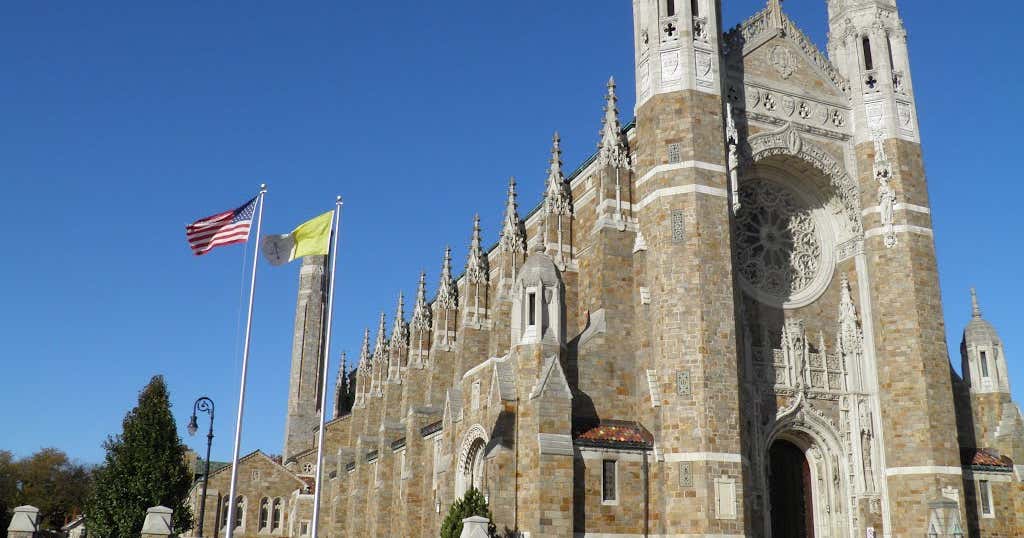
[459,515,491,538]
[140,506,173,538]
[6,506,39,538]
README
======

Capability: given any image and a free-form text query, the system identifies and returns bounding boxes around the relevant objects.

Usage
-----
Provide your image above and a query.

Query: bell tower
[283,255,328,461]
[828,1,963,535]
[632,0,745,533]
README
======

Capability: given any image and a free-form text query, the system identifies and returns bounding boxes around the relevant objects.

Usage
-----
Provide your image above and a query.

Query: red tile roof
[574,420,653,450]
[962,448,1014,470]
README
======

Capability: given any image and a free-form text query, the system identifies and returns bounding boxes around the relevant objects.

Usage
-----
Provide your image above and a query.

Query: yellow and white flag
[261,210,333,266]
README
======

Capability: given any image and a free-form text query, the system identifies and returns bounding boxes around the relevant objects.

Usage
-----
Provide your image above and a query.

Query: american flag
[185,196,258,256]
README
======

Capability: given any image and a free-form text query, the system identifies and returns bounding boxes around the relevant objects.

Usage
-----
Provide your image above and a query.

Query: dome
[963,288,1001,345]
[515,248,561,288]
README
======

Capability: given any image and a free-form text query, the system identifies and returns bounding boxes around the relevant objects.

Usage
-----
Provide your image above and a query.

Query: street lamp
[187,396,215,538]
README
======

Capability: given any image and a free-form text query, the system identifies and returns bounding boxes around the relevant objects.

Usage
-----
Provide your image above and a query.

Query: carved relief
[770,45,797,79]
[661,50,682,82]
[695,50,714,88]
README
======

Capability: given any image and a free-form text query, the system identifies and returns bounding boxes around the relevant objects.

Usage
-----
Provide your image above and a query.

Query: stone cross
[140,506,174,538]
[7,506,39,538]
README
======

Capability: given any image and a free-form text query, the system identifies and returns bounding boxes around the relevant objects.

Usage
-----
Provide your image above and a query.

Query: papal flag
[261,210,333,266]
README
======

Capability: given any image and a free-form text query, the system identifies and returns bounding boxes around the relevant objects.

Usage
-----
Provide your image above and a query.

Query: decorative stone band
[864,224,933,239]
[577,448,649,462]
[663,452,743,464]
[538,433,573,456]
[884,465,962,477]
[861,202,931,216]
[636,184,729,211]
[636,161,729,189]
[963,469,1016,483]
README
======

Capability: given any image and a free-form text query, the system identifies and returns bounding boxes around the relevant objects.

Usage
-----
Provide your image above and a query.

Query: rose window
[735,179,825,304]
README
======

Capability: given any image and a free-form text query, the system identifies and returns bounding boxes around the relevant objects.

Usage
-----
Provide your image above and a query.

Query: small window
[862,37,874,71]
[528,292,537,326]
[980,350,990,378]
[666,0,676,17]
[234,496,245,529]
[301,521,310,536]
[251,469,261,481]
[979,479,993,516]
[221,498,230,530]
[691,0,699,17]
[302,462,314,474]
[602,460,617,502]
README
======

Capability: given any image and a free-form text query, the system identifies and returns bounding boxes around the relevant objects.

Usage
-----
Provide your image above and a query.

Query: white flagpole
[311,196,343,538]
[225,184,267,538]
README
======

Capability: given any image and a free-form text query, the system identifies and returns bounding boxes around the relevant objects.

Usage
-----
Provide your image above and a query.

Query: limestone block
[460,516,490,538]
[140,505,173,537]
[7,505,39,537]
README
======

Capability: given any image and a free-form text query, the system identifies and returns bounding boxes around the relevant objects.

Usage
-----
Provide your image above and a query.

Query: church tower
[827,0,964,534]
[632,0,745,533]
[283,255,328,461]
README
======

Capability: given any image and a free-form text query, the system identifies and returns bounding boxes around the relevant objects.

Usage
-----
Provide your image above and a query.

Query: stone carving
[499,177,527,281]
[695,50,714,88]
[770,45,797,79]
[798,101,812,119]
[782,96,796,117]
[371,312,388,395]
[693,16,709,43]
[837,275,865,391]
[872,128,898,248]
[726,103,741,213]
[744,123,862,235]
[355,328,371,406]
[389,293,409,380]
[661,51,682,82]
[859,400,876,492]
[735,179,823,303]
[783,319,808,389]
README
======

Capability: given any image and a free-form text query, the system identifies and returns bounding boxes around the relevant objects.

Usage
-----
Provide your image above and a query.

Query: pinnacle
[971,287,982,318]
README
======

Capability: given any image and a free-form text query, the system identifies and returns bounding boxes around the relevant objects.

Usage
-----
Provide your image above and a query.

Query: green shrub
[439,487,495,538]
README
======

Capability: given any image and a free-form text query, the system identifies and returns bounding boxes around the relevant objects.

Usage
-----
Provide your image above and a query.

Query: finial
[411,270,432,332]
[396,291,405,320]
[466,214,489,285]
[359,328,371,366]
[971,288,982,318]
[500,177,527,256]
[436,246,459,310]
[372,312,388,361]
[259,183,267,192]
[545,133,572,217]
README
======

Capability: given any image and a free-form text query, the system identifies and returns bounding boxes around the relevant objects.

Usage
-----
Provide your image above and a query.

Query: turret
[961,289,1010,395]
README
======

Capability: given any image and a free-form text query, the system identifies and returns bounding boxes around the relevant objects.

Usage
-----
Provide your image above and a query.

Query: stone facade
[187,1,1024,537]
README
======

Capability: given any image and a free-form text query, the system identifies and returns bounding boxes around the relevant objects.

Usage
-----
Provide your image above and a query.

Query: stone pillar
[6,506,38,538]
[140,506,173,538]
[459,516,490,538]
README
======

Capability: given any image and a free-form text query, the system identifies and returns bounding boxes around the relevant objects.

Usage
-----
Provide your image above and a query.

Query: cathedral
[186,0,1024,536]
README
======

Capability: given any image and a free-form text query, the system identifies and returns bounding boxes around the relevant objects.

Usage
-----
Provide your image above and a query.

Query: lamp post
[187,396,215,538]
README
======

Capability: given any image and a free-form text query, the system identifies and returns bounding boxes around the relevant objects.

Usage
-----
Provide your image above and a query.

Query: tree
[440,487,495,538]
[86,376,194,536]
[0,449,92,532]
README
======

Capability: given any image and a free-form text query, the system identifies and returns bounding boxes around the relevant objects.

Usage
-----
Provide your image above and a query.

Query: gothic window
[251,469,261,480]
[258,498,269,531]
[220,497,230,530]
[734,179,828,306]
[300,521,310,536]
[234,496,245,530]
[528,292,537,326]
[302,462,314,474]
[271,498,283,531]
[980,350,990,378]
[690,0,699,17]
[862,37,874,71]
[602,460,618,503]
[665,0,676,17]
[979,479,993,516]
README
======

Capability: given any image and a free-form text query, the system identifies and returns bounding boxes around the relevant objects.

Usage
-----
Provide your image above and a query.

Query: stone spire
[971,287,982,319]
[436,246,458,311]
[333,351,347,418]
[359,327,371,369]
[838,274,863,354]
[500,177,526,255]
[390,292,409,348]
[372,312,388,365]
[544,132,572,218]
[411,271,432,333]
[465,214,490,285]
[597,77,628,169]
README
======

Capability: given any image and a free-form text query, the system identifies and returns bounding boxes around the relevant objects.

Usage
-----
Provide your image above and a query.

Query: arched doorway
[769,439,814,538]
[456,425,489,497]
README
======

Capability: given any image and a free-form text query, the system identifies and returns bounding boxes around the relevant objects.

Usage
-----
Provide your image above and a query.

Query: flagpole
[225,184,266,538]
[311,195,343,538]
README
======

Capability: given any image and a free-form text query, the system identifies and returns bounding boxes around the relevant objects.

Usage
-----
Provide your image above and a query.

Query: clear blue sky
[1,1,1020,465]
